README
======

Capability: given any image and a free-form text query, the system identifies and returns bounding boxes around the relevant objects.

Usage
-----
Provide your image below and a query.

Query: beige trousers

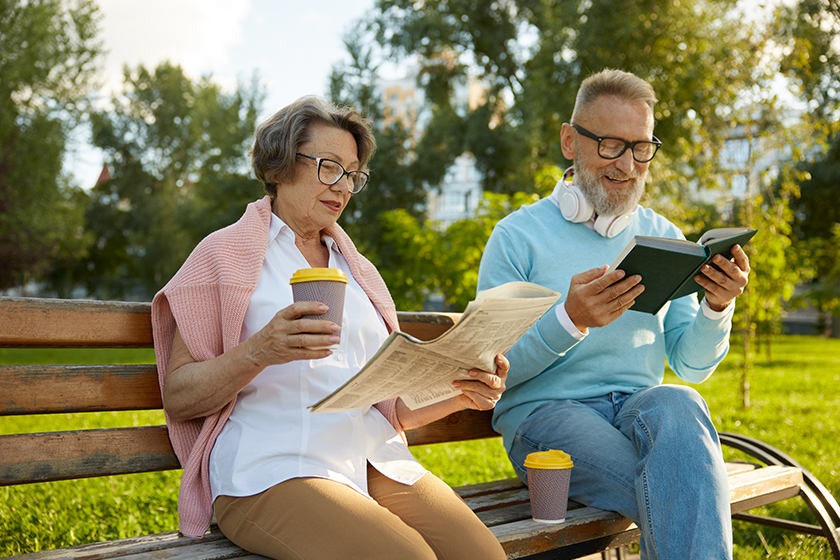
[214,464,506,560]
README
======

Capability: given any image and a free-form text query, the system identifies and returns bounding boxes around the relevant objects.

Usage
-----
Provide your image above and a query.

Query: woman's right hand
[162,301,339,422]
[250,301,341,367]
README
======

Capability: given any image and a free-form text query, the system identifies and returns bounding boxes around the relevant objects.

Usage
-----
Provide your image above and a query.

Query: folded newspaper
[309,281,561,413]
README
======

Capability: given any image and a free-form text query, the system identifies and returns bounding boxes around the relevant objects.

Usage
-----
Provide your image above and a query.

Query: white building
[377,61,484,229]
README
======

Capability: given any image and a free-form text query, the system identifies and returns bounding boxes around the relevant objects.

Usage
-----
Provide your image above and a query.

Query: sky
[68,0,384,188]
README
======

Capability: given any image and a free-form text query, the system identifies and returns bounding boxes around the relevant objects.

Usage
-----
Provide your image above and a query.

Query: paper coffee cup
[524,449,574,523]
[290,268,348,349]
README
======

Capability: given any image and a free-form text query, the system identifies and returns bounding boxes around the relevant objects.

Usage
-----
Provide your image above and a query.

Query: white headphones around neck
[551,166,634,238]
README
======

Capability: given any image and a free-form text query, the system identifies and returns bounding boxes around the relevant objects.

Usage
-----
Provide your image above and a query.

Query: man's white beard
[574,155,646,217]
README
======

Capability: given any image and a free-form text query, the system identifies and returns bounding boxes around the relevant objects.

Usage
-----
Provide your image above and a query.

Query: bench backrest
[0,297,498,487]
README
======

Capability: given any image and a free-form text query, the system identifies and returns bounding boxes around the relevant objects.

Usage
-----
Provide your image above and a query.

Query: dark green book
[609,227,758,314]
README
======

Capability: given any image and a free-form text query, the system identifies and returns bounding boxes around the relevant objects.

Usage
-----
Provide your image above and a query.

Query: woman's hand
[395,354,509,430]
[163,301,340,422]
[249,301,341,368]
[451,354,509,411]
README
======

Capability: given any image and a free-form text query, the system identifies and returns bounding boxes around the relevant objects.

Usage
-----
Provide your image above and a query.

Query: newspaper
[309,281,561,413]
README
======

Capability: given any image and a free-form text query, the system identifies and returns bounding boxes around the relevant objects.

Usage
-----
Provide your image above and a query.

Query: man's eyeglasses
[570,124,662,163]
[296,153,369,194]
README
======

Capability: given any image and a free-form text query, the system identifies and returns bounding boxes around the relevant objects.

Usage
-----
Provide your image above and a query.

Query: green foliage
[81,62,263,299]
[378,187,546,311]
[329,28,440,265]
[775,0,840,116]
[371,0,764,198]
[0,0,103,290]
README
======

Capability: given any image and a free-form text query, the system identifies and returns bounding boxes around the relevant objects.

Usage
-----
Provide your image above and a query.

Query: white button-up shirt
[209,213,427,502]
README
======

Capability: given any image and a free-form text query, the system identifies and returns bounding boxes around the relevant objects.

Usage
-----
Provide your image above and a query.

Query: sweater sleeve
[663,294,733,383]
[477,225,583,389]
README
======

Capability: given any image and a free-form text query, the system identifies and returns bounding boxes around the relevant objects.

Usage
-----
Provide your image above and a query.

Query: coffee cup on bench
[290,268,348,349]
[525,449,574,523]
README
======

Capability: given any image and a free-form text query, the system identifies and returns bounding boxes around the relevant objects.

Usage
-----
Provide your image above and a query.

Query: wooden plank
[728,465,803,512]
[113,540,269,560]
[0,298,153,348]
[0,299,460,348]
[6,528,229,560]
[0,426,180,485]
[726,461,758,475]
[455,477,526,499]
[0,364,161,416]
[492,506,638,558]
[405,408,498,446]
[464,486,531,512]
[397,311,461,341]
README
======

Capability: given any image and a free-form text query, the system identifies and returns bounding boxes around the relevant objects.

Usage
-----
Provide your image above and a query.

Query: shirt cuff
[701,298,735,320]
[556,303,587,340]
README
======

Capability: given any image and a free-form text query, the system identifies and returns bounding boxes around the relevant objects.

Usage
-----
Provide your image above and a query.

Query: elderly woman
[151,96,508,560]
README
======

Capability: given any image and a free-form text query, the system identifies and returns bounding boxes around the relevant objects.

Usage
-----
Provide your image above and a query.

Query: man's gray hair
[250,96,376,197]
[571,69,657,122]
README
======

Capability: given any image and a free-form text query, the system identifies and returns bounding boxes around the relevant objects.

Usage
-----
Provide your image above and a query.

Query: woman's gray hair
[250,96,376,197]
[571,68,658,122]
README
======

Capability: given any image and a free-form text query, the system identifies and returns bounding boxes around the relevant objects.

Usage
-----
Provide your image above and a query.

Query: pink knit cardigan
[151,196,402,538]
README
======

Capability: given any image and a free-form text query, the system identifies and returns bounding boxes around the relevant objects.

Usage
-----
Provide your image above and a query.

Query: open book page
[309,282,560,413]
[698,227,752,245]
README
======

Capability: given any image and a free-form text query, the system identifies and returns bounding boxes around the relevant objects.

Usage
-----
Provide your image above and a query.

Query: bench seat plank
[108,540,270,560]
[6,529,229,560]
[492,506,639,558]
[729,465,803,513]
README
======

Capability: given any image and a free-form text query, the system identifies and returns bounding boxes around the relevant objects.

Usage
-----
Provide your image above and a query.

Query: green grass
[1,336,838,558]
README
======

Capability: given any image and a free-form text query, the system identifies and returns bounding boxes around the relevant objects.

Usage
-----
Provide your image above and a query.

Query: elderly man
[477,68,750,559]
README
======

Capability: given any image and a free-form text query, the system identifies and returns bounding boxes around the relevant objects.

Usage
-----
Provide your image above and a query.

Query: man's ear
[560,123,576,160]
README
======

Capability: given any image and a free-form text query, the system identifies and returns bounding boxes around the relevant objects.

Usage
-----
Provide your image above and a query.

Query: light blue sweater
[477,197,733,452]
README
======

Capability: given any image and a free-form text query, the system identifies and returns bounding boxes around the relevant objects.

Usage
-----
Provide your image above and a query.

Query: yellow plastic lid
[290,268,348,284]
[524,450,574,469]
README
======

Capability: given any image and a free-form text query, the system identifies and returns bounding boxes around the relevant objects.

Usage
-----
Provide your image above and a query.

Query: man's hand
[696,244,750,312]
[565,265,644,333]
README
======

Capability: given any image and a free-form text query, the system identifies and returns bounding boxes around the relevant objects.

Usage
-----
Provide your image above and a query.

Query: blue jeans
[509,385,732,560]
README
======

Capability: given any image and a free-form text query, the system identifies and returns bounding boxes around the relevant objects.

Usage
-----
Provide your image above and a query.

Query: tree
[789,132,840,333]
[774,0,840,334]
[82,62,263,299]
[328,27,440,261]
[371,0,764,203]
[775,0,840,117]
[378,186,552,311]
[0,0,103,291]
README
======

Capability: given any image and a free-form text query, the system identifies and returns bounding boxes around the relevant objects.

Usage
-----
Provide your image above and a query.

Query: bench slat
[0,426,179,485]
[405,408,499,445]
[0,364,161,416]
[4,529,228,560]
[492,506,639,558]
[729,465,804,513]
[0,298,154,348]
[0,298,456,348]
[109,540,268,560]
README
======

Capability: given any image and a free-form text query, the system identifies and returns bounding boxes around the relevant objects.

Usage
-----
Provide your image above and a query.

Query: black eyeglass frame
[295,152,370,194]
[569,123,662,163]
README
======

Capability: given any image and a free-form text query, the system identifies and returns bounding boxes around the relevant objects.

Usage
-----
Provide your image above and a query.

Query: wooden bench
[2,296,839,560]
